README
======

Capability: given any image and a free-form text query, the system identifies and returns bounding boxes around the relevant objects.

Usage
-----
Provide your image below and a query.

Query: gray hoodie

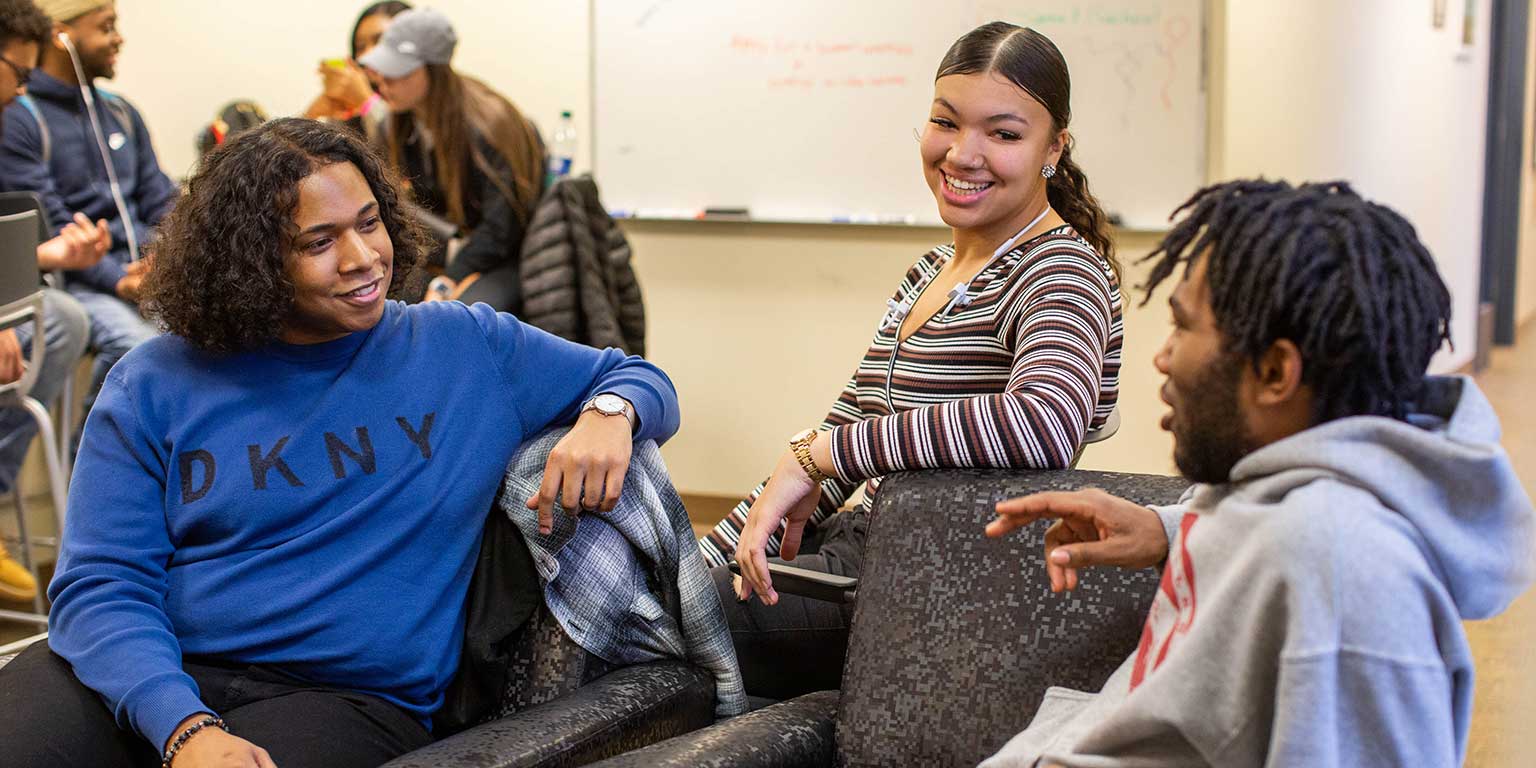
[982,376,1535,767]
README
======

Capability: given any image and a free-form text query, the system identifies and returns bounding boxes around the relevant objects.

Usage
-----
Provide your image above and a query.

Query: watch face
[593,394,626,415]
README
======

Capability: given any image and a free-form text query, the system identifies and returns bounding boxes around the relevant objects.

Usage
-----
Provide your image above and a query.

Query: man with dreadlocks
[980,179,1535,767]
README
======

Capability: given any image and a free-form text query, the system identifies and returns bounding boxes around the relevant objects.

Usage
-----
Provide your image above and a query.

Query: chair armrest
[728,561,857,604]
[382,660,715,768]
[587,690,839,768]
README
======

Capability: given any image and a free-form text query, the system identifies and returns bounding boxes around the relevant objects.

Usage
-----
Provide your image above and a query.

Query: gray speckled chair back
[836,468,1190,767]
[496,603,616,718]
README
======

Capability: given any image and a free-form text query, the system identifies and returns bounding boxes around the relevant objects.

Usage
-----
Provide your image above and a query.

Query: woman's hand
[165,714,275,768]
[317,60,374,113]
[422,273,480,303]
[422,276,455,303]
[302,93,347,121]
[525,400,635,534]
[734,448,823,605]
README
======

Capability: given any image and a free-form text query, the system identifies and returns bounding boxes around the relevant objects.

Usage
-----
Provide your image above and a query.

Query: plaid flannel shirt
[497,427,747,717]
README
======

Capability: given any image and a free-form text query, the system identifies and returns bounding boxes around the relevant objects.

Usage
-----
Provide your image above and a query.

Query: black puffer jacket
[519,176,646,357]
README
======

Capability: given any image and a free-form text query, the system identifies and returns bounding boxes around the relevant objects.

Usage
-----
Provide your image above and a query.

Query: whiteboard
[592,0,1205,230]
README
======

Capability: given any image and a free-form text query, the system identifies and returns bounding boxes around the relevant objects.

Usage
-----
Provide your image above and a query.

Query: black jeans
[0,642,432,768]
[710,509,867,701]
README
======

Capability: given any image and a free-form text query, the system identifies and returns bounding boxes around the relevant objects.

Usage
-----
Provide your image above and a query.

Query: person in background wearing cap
[0,0,177,433]
[359,7,545,313]
[302,2,410,134]
[0,0,109,605]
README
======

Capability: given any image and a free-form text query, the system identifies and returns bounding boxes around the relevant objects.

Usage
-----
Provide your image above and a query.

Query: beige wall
[627,221,1182,496]
[15,2,1499,501]
[1219,0,1490,371]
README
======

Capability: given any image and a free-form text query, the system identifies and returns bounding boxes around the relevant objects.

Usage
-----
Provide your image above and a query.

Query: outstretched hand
[986,488,1168,592]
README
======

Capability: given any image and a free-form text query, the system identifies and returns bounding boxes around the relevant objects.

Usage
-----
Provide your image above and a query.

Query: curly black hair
[0,0,52,47]
[143,118,424,353]
[1140,179,1452,423]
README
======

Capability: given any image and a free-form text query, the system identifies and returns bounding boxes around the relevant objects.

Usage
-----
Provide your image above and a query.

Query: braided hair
[1141,179,1452,423]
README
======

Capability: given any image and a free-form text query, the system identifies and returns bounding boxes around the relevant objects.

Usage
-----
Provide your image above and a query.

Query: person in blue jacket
[0,0,179,423]
[0,117,680,768]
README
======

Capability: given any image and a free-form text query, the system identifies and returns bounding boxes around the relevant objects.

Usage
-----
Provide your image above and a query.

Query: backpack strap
[15,94,50,166]
[95,88,136,144]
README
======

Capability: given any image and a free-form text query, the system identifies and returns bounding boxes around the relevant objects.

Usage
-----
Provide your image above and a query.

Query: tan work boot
[0,545,38,602]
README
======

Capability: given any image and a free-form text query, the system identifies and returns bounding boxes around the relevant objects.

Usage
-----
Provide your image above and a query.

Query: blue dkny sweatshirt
[46,300,679,750]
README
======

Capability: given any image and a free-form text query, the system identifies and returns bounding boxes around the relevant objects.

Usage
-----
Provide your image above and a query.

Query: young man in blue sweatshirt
[0,118,682,768]
[982,180,1536,767]
[0,1,178,422]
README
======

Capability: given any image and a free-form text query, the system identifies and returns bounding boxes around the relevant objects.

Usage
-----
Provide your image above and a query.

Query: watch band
[789,429,829,485]
[583,393,637,430]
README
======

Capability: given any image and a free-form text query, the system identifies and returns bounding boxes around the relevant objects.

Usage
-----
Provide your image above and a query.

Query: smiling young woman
[701,22,1127,700]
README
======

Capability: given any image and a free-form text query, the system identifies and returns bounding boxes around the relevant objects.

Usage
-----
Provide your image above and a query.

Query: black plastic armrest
[381,660,714,768]
[728,561,858,604]
[588,690,839,767]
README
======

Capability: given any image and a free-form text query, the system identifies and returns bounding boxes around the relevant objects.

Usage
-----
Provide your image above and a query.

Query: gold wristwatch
[789,428,829,484]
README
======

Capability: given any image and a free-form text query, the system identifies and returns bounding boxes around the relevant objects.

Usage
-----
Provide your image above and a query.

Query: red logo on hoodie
[1130,512,1199,690]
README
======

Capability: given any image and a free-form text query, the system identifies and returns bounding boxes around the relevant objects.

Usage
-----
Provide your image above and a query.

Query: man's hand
[36,213,111,271]
[115,257,153,302]
[0,329,22,385]
[986,488,1169,592]
[734,447,822,606]
[164,714,276,768]
[525,399,635,534]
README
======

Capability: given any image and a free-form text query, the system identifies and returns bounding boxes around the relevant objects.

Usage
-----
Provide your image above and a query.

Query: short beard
[84,58,113,81]
[1171,352,1254,484]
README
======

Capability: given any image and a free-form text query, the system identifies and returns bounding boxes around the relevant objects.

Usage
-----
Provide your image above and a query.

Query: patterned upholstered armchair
[585,467,1189,768]
[0,524,720,768]
[381,605,717,768]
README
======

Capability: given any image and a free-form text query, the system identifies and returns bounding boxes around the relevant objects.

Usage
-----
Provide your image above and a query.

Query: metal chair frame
[0,209,68,627]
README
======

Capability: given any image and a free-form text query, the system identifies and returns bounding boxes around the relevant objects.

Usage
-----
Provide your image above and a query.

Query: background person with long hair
[703,22,1125,698]
[302,1,409,131]
[359,7,544,313]
[0,118,678,768]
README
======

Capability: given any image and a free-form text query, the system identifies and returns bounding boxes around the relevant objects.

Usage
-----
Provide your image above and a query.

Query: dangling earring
[1041,165,1057,179]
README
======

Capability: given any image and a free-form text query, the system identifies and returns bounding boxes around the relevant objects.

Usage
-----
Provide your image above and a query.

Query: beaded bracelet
[161,715,229,768]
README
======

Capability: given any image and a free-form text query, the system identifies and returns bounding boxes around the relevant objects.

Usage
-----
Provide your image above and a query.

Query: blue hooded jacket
[0,70,178,294]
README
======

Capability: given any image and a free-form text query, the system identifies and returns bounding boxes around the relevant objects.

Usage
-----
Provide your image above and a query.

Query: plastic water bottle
[547,110,576,184]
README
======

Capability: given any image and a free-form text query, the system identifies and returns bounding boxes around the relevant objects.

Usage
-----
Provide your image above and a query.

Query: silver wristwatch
[581,393,636,430]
